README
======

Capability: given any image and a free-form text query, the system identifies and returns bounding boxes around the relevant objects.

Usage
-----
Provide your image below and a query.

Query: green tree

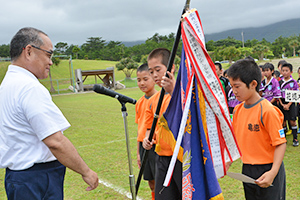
[81,37,106,59]
[54,42,68,55]
[289,39,299,57]
[219,46,241,63]
[244,39,259,47]
[238,47,253,58]
[271,36,289,57]
[102,41,125,61]
[206,40,215,51]
[125,32,178,62]
[259,38,271,46]
[72,46,80,59]
[252,44,270,60]
[214,37,242,48]
[116,57,138,79]
[140,54,148,64]
[0,44,10,57]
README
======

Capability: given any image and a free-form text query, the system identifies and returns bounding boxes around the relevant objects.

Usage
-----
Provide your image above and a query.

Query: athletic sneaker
[293,139,299,147]
[286,130,292,135]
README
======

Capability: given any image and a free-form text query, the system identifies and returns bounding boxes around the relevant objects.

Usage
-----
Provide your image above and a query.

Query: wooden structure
[75,67,115,91]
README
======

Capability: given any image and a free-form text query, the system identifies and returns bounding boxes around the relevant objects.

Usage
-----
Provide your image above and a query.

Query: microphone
[93,84,137,105]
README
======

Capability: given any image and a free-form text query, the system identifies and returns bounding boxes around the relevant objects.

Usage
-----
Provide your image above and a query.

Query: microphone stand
[119,100,136,200]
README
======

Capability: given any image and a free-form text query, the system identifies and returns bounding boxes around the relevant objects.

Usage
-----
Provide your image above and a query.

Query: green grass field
[0,88,299,199]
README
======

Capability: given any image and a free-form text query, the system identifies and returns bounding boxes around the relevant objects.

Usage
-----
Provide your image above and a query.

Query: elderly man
[0,27,98,199]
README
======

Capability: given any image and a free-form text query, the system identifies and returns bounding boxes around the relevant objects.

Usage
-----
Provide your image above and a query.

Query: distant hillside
[122,40,145,47]
[121,18,300,46]
[205,18,300,42]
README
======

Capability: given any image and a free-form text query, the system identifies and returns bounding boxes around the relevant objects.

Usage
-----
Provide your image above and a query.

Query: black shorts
[278,102,297,121]
[242,162,286,200]
[155,156,182,200]
[139,142,156,181]
[297,103,300,117]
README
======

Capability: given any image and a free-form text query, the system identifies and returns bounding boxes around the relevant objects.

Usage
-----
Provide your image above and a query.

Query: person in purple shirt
[261,63,282,104]
[278,63,299,147]
[226,84,241,114]
[258,65,265,96]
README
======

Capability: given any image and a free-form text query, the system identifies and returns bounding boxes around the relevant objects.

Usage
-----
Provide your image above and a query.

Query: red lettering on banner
[182,173,195,199]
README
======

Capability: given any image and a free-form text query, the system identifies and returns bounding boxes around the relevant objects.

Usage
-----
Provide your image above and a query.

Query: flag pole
[135,0,191,195]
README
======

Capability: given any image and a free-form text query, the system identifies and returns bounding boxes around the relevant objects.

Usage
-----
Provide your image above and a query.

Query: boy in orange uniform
[135,63,157,199]
[227,59,286,200]
[142,48,181,199]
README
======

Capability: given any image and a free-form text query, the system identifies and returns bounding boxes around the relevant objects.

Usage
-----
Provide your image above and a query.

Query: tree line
[0,33,300,63]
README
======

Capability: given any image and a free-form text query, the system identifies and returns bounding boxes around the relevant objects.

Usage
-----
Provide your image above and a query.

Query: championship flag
[157,8,241,199]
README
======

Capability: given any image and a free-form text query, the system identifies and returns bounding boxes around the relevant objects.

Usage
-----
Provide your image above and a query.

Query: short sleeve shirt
[232,98,286,165]
[0,65,70,170]
[135,95,152,142]
[279,78,299,99]
[261,77,282,101]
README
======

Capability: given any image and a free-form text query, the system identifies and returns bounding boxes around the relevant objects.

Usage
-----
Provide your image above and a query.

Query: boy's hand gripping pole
[135,0,191,195]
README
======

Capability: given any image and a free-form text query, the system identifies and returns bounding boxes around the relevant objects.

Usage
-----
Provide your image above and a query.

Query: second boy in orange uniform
[135,63,157,200]
[142,48,181,200]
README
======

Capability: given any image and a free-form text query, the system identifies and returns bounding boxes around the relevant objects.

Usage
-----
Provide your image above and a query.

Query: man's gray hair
[10,27,48,61]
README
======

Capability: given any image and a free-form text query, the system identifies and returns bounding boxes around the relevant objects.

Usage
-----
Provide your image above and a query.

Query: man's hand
[43,132,99,191]
[82,169,99,191]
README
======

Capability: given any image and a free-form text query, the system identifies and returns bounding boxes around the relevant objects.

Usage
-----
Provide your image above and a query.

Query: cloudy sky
[1,0,300,46]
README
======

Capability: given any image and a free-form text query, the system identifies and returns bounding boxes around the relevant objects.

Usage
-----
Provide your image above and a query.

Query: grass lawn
[0,88,299,199]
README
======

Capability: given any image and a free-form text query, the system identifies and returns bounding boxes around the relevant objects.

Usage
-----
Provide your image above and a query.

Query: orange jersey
[135,95,152,142]
[232,98,286,165]
[144,91,172,156]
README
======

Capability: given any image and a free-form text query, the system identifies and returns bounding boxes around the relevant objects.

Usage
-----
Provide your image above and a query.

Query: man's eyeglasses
[31,45,54,60]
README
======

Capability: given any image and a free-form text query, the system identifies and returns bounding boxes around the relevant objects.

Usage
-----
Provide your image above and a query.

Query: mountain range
[205,18,300,42]
[122,18,300,46]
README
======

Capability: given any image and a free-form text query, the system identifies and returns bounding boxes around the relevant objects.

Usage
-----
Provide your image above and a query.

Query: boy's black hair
[274,70,280,78]
[278,60,287,68]
[298,67,300,73]
[223,69,228,76]
[227,59,261,92]
[262,62,274,72]
[147,48,170,67]
[214,62,222,70]
[244,56,255,62]
[137,63,149,73]
[281,63,293,72]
